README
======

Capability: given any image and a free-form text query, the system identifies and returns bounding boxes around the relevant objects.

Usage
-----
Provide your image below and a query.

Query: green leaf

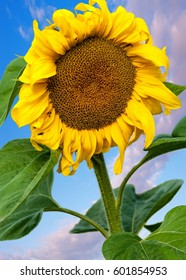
[121,180,183,233]
[143,116,186,164]
[103,206,186,260]
[144,222,162,232]
[164,81,186,96]
[71,180,182,234]
[71,198,108,233]
[172,116,186,137]
[143,135,186,163]
[0,57,26,126]
[0,171,60,240]
[103,232,143,260]
[0,139,60,223]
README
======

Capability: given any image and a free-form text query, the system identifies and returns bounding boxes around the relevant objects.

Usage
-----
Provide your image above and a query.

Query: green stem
[45,206,109,238]
[92,153,123,234]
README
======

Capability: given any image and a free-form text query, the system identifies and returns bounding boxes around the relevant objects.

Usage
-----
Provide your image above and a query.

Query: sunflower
[11,0,181,176]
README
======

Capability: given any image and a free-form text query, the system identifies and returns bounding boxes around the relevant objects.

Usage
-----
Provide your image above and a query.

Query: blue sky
[0,0,186,259]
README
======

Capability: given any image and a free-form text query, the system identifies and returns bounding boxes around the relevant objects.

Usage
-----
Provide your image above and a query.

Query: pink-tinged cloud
[0,224,104,260]
[170,10,186,85]
[126,0,186,85]
[109,138,169,193]
[108,0,186,193]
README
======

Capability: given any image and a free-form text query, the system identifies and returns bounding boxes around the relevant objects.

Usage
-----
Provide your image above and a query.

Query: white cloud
[108,0,186,193]
[108,0,127,10]
[109,137,169,193]
[17,0,56,40]
[170,10,186,85]
[150,11,170,48]
[150,7,186,85]
[126,0,186,85]
[25,0,45,21]
[0,224,104,260]
[24,0,56,26]
[5,6,12,20]
[18,25,32,41]
[126,0,184,18]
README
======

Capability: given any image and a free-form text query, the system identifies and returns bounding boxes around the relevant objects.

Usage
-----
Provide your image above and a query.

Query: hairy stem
[92,153,123,234]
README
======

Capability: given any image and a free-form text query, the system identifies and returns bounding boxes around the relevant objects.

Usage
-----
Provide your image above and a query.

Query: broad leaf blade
[71,187,123,233]
[122,180,183,233]
[0,139,60,222]
[0,57,26,126]
[103,232,144,260]
[164,81,186,96]
[144,135,186,163]
[145,206,186,259]
[71,180,182,234]
[172,116,186,137]
[144,222,162,232]
[0,171,60,240]
[0,210,42,240]
[144,116,186,163]
[103,206,186,260]
[71,198,108,233]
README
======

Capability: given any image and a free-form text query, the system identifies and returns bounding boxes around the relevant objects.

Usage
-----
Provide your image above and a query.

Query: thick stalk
[92,153,123,234]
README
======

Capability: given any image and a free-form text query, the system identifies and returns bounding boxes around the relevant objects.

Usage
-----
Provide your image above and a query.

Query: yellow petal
[30,113,63,150]
[125,98,155,147]
[74,130,95,169]
[134,79,181,111]
[75,3,98,13]
[11,93,49,127]
[46,114,63,149]
[127,44,169,77]
[25,21,56,63]
[93,0,112,37]
[30,57,56,84]
[108,7,136,41]
[129,127,142,145]
[32,105,55,130]
[60,155,72,176]
[19,83,48,102]
[87,130,97,160]
[117,115,133,143]
[141,97,162,115]
[111,122,126,174]
[135,17,153,44]
[30,139,43,151]
[43,29,67,54]
[19,64,31,84]
[76,12,99,38]
[102,126,112,152]
[136,66,163,80]
[52,10,78,46]
[81,130,94,162]
[76,0,112,38]
[63,128,76,164]
[94,129,103,154]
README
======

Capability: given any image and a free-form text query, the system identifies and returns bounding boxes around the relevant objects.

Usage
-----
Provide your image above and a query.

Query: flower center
[48,37,136,130]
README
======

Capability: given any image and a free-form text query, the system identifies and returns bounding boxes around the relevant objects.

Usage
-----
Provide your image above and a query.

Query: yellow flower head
[11,0,181,175]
